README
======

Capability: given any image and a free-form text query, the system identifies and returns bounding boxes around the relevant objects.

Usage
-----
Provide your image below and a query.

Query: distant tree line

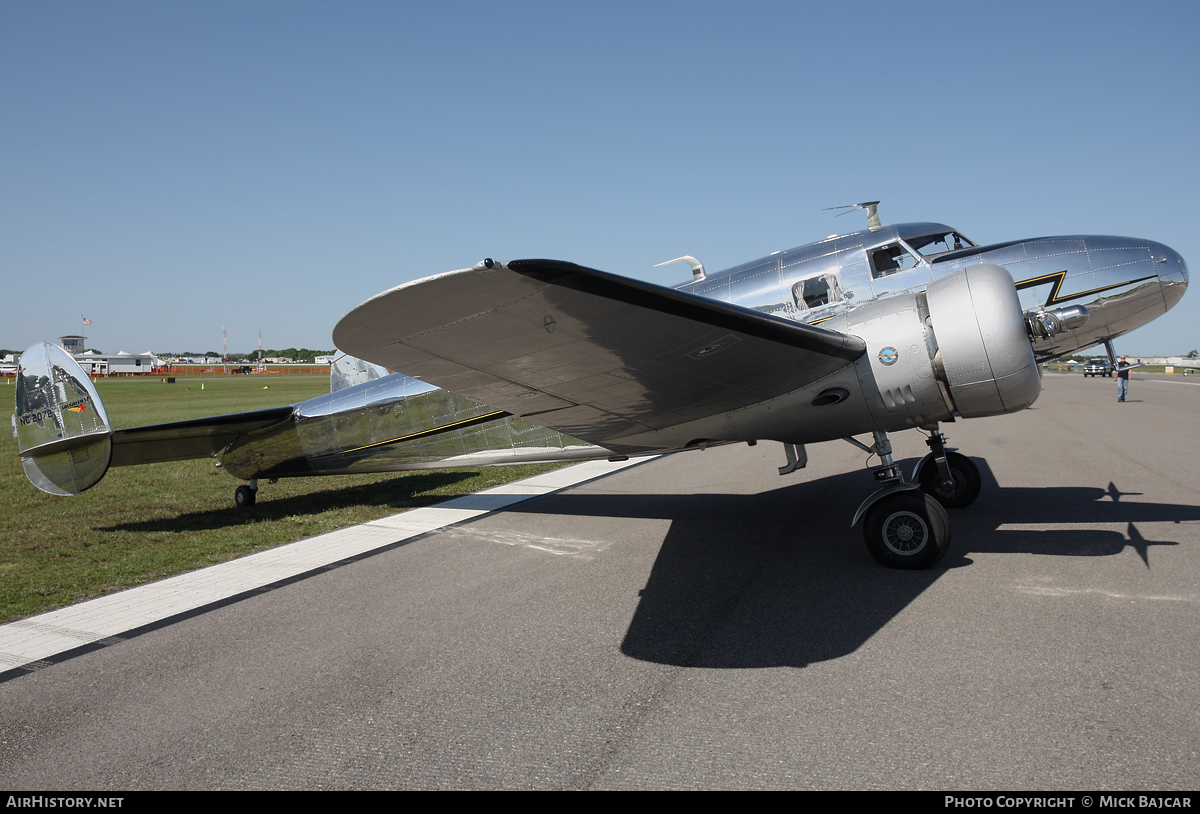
[159,348,335,363]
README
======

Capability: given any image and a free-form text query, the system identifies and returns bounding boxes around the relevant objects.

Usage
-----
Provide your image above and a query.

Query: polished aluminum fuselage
[678,223,1187,361]
[221,223,1187,480]
[220,373,607,480]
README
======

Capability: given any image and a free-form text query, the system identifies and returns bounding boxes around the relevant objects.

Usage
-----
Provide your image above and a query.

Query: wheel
[917,451,981,509]
[863,491,951,569]
[235,484,257,508]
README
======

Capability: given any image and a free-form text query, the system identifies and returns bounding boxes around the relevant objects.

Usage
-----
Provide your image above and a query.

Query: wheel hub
[883,511,928,554]
[935,471,964,499]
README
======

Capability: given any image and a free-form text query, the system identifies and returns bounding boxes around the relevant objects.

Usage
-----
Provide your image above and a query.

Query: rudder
[12,342,113,495]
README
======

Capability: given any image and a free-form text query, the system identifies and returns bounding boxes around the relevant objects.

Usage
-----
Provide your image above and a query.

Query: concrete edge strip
[0,457,653,672]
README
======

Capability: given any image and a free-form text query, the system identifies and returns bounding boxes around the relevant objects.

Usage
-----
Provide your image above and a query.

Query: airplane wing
[333,259,866,446]
[109,407,295,467]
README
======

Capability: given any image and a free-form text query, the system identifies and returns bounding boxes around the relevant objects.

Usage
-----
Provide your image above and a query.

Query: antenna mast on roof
[654,255,706,282]
[824,201,882,232]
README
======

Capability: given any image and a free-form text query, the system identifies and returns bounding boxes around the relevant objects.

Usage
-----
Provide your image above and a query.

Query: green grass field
[0,375,564,623]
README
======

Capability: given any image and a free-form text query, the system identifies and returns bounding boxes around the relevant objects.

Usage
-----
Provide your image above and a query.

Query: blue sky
[3,1,1197,355]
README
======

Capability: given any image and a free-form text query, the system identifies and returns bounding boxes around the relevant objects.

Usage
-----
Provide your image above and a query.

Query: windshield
[907,232,977,258]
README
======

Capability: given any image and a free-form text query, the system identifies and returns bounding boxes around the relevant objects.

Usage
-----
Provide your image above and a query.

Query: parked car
[1083,359,1113,377]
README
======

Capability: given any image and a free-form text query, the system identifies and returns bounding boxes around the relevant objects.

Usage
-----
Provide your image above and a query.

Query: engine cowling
[925,263,1041,418]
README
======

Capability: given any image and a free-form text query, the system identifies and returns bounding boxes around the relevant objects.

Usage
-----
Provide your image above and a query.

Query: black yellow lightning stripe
[345,409,511,454]
[1015,270,1157,307]
[805,270,1159,327]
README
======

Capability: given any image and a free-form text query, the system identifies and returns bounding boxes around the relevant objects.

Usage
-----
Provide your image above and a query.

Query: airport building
[56,337,161,375]
[59,335,87,354]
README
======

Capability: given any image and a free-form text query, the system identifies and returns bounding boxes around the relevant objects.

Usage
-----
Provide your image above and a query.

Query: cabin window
[792,273,844,311]
[869,244,924,278]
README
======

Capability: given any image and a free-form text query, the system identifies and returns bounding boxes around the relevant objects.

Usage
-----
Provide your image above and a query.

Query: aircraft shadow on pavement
[98,470,480,533]
[513,459,1200,670]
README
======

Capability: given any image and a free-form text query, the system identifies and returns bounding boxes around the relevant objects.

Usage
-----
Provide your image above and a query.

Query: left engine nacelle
[925,263,1041,418]
[850,263,1040,433]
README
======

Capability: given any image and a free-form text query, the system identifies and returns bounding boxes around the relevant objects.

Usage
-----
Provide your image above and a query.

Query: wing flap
[334,259,866,445]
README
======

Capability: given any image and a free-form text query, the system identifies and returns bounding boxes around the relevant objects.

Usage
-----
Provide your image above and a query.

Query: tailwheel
[917,451,981,509]
[234,484,257,508]
[863,491,950,569]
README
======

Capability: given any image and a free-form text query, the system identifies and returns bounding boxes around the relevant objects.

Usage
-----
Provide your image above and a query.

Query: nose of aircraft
[1153,242,1189,312]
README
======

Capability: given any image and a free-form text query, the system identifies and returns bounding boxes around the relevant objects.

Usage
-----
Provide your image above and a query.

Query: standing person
[1113,354,1131,402]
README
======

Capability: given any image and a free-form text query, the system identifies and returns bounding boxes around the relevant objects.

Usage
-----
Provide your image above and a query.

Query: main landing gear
[234,479,258,508]
[841,427,978,569]
[915,429,981,510]
[862,490,949,570]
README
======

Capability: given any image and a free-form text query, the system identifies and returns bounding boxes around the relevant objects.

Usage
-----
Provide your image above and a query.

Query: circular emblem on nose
[878,346,899,366]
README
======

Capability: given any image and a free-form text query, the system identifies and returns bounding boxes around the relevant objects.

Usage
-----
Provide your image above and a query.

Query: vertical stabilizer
[13,342,113,495]
[330,353,391,392]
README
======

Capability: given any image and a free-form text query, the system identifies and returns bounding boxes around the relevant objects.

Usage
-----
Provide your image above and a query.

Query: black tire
[863,491,951,569]
[235,484,257,508]
[917,451,981,509]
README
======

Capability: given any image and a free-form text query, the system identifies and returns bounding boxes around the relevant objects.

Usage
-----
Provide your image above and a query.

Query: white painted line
[0,456,652,673]
[1141,378,1200,387]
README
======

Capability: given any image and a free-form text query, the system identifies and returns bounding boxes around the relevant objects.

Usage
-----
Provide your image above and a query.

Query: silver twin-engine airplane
[12,205,1189,568]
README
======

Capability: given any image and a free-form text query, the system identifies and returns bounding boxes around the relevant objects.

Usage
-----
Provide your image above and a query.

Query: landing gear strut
[850,431,951,569]
[915,429,981,509]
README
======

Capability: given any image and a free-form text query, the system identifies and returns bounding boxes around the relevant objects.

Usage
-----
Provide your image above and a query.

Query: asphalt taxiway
[1,372,1197,789]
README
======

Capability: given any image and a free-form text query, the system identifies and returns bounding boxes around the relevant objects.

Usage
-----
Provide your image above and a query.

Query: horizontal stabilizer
[13,343,113,495]
[334,258,866,445]
[110,407,295,467]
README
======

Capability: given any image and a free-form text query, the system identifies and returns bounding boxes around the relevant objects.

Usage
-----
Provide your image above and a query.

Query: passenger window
[792,274,844,312]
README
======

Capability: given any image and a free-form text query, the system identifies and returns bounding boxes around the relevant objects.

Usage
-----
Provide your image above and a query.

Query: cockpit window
[870,244,923,277]
[907,231,977,258]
